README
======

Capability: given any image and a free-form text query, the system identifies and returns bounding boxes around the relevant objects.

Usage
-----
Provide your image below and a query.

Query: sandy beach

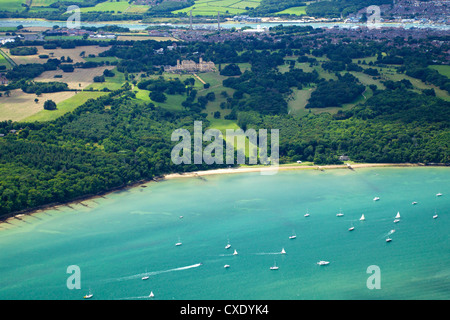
[163,163,422,179]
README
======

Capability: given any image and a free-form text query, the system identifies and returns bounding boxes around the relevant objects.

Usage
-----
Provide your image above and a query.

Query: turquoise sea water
[0,167,448,300]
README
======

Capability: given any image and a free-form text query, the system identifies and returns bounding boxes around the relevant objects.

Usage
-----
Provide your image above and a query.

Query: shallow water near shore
[0,167,448,300]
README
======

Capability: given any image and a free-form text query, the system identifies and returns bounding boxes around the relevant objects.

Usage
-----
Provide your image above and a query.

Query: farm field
[275,6,307,15]
[0,0,27,11]
[4,45,111,65]
[22,91,107,122]
[79,1,149,14]
[0,90,76,122]
[35,65,116,90]
[173,0,261,16]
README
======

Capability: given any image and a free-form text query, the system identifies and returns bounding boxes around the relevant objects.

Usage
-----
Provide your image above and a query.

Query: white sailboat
[270,261,279,270]
[142,268,149,280]
[317,261,330,266]
[233,249,238,255]
[412,201,418,205]
[436,193,443,197]
[394,211,400,223]
[433,209,438,219]
[225,239,231,249]
[280,248,286,254]
[289,231,296,239]
[149,291,154,298]
[359,214,365,221]
[224,264,230,268]
[83,289,93,299]
[348,223,355,231]
[373,197,380,201]
[386,238,392,242]
[304,209,310,217]
[336,209,344,217]
[175,236,182,246]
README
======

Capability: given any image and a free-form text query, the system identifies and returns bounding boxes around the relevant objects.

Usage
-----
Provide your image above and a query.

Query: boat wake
[107,263,202,282]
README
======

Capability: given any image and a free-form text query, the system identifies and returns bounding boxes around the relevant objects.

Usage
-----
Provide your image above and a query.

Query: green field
[173,0,261,16]
[429,65,450,79]
[275,6,306,15]
[79,1,148,14]
[0,0,27,11]
[23,91,107,122]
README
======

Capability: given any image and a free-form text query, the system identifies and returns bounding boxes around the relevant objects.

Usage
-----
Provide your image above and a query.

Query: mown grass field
[429,65,450,79]
[275,6,307,15]
[0,0,27,11]
[79,0,148,14]
[173,0,261,16]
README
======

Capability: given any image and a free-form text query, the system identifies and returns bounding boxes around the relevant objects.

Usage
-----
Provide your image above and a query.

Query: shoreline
[0,162,446,227]
[163,162,423,179]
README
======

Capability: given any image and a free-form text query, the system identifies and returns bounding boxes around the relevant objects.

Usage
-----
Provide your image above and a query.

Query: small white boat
[433,214,438,219]
[225,244,231,249]
[289,235,297,239]
[412,201,418,205]
[317,261,330,266]
[373,197,380,201]
[149,291,154,298]
[270,262,279,270]
[348,226,355,231]
[393,219,400,223]
[436,193,442,197]
[359,214,365,221]
[304,209,310,217]
[224,264,230,268]
[233,249,238,255]
[179,215,183,219]
[83,290,93,299]
[280,248,286,254]
[142,276,149,280]
[336,213,344,217]
[175,242,182,246]
[386,238,392,242]
[395,211,401,219]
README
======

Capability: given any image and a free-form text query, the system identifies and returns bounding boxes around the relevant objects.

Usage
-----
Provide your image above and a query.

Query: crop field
[22,91,107,122]
[35,65,116,90]
[0,90,76,122]
[5,45,111,65]
[173,0,261,16]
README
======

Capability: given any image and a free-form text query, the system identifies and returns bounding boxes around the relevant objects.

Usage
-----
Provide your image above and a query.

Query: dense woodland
[0,28,449,217]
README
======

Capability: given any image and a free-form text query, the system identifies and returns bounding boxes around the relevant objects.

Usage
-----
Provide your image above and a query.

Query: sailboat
[224,264,230,268]
[175,236,182,246]
[289,231,296,239]
[280,248,286,254]
[304,209,310,217]
[142,268,149,280]
[373,197,380,201]
[433,209,438,219]
[149,291,154,298]
[436,193,443,197]
[348,223,355,231]
[394,211,400,223]
[233,249,238,255]
[386,238,392,242]
[270,261,279,270]
[412,201,418,205]
[336,208,344,217]
[317,261,330,266]
[83,289,93,299]
[225,239,231,249]
[359,214,365,221]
